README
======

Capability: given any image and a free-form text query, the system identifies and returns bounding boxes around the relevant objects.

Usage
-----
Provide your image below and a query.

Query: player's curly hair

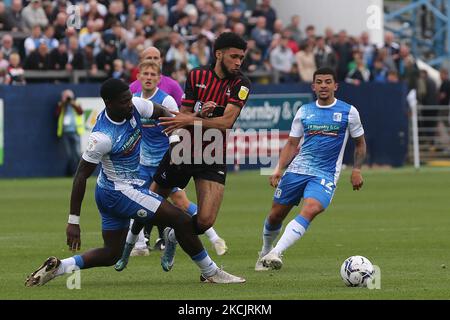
[100,78,129,102]
[213,32,247,53]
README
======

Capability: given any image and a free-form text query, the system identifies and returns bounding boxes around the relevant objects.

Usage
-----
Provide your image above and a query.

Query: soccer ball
[340,255,375,287]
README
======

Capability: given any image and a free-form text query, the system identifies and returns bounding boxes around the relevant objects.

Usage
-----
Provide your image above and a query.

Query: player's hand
[270,169,282,188]
[351,169,363,190]
[200,101,217,118]
[66,223,81,252]
[160,111,195,134]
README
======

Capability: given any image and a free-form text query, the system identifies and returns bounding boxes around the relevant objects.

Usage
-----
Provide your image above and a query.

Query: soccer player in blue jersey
[255,67,367,271]
[25,79,245,286]
[116,61,227,267]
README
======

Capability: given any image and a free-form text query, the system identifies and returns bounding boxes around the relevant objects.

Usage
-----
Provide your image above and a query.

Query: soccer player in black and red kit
[154,32,252,273]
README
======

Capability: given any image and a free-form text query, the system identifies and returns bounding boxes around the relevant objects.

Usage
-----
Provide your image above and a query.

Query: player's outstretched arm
[67,159,98,252]
[351,135,366,191]
[270,136,301,187]
[151,102,175,119]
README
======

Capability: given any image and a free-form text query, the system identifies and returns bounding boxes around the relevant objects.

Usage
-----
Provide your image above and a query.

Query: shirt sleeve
[132,96,154,118]
[162,95,179,112]
[181,69,196,110]
[348,105,365,138]
[82,131,112,164]
[228,76,251,108]
[289,108,304,138]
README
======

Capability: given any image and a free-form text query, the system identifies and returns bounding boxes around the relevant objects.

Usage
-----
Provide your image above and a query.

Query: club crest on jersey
[274,188,282,198]
[130,117,137,128]
[238,86,249,100]
[137,209,147,218]
[87,138,97,151]
[333,112,342,122]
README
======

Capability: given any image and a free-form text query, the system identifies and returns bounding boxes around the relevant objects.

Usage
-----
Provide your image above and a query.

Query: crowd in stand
[0,0,443,95]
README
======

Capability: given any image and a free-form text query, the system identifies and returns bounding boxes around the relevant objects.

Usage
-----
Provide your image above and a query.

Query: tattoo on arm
[353,136,367,169]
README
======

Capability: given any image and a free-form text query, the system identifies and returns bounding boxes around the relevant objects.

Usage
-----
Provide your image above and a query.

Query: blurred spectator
[96,39,118,73]
[7,53,25,85]
[273,19,284,36]
[24,25,44,56]
[190,35,210,67]
[345,51,370,85]
[324,27,335,46]
[232,22,247,40]
[43,25,59,51]
[0,1,11,31]
[111,58,129,81]
[304,25,316,44]
[282,29,299,54]
[251,0,277,32]
[0,50,8,70]
[420,4,434,39]
[79,19,102,55]
[55,89,84,176]
[166,34,189,70]
[136,0,154,19]
[225,0,247,15]
[173,12,191,38]
[49,41,68,70]
[84,0,107,22]
[251,16,272,57]
[153,15,172,52]
[21,0,49,30]
[24,40,51,70]
[5,0,26,32]
[53,12,69,41]
[333,30,353,81]
[1,34,18,60]
[154,0,170,20]
[295,39,317,83]
[48,0,67,24]
[82,43,98,75]
[439,68,450,105]
[270,35,295,83]
[169,0,189,27]
[242,40,266,73]
[397,44,419,90]
[66,36,85,70]
[120,40,141,67]
[383,31,400,64]
[417,69,438,144]
[314,36,336,70]
[387,69,399,83]
[125,2,137,30]
[370,57,388,83]
[359,31,376,69]
[285,15,302,45]
[0,67,10,85]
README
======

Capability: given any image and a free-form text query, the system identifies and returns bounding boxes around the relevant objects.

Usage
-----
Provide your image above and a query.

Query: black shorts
[153,150,227,189]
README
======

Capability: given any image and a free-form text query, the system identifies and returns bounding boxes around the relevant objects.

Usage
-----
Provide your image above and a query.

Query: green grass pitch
[0,167,449,300]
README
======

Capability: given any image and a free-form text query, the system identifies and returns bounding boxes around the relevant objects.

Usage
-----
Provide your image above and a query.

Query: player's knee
[170,192,189,211]
[302,203,324,219]
[196,216,213,233]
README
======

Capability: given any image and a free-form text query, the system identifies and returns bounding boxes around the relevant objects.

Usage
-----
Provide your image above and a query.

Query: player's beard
[221,60,233,78]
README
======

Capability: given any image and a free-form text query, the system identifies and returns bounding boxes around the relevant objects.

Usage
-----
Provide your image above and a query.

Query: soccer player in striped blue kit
[116,61,227,267]
[256,67,367,271]
[25,79,245,286]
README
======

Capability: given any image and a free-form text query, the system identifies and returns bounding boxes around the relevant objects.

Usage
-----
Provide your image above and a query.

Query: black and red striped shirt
[182,66,251,118]
[181,66,251,161]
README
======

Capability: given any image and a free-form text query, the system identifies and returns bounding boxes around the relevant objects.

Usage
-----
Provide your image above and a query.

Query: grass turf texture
[0,167,449,300]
